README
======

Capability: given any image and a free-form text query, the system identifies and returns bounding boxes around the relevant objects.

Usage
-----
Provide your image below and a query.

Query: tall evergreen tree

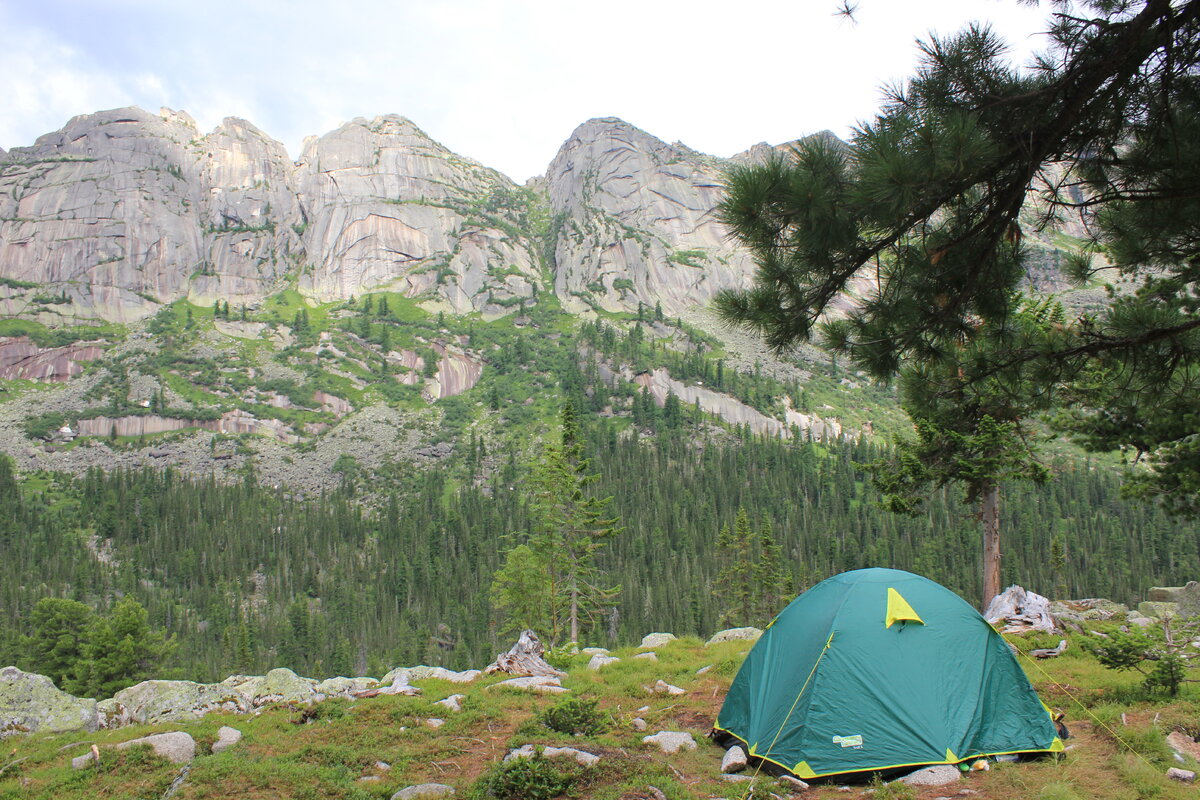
[716,1,1200,514]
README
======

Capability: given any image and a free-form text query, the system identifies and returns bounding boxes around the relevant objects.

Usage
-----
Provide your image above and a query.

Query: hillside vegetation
[2,632,1199,800]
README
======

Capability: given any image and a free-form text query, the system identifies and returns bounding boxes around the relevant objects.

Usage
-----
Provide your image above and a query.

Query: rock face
[0,666,98,736]
[0,107,300,322]
[295,115,541,315]
[546,118,753,316]
[0,336,106,381]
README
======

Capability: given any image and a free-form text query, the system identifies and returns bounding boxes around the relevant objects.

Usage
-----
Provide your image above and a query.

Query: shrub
[537,696,609,736]
[470,752,583,800]
[543,642,580,672]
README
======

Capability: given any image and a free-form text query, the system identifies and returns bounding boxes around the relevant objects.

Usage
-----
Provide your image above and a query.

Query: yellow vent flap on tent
[885,588,924,628]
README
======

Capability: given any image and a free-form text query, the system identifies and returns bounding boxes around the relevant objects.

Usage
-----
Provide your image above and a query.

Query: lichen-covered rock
[111,679,250,725]
[899,765,961,786]
[580,647,609,657]
[212,725,242,754]
[0,666,98,736]
[587,655,619,670]
[706,627,763,646]
[391,783,455,799]
[490,676,568,694]
[117,730,196,764]
[435,694,465,713]
[505,744,600,766]
[382,665,481,685]
[245,667,321,705]
[721,745,748,773]
[642,730,697,754]
[315,676,379,698]
[632,652,658,662]
[1139,601,1180,619]
[651,679,685,696]
[639,632,676,649]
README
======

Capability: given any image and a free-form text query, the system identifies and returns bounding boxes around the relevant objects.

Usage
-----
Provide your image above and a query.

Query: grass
[5,632,1200,799]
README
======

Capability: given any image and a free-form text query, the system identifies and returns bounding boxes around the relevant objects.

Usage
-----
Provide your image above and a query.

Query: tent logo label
[832,734,864,748]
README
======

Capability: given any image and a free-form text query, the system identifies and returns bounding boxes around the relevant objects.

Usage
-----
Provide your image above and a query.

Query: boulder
[212,725,242,754]
[721,745,748,773]
[642,730,697,754]
[110,679,249,725]
[117,731,196,764]
[580,647,610,657]
[706,627,763,646]
[246,667,321,705]
[1168,768,1196,783]
[696,665,713,676]
[1139,601,1180,619]
[1178,582,1200,617]
[315,676,379,698]
[639,633,676,649]
[435,694,465,713]
[780,775,810,791]
[984,585,1058,633]
[632,652,658,662]
[1148,586,1189,603]
[425,718,445,729]
[632,717,648,731]
[1129,615,1156,628]
[651,679,685,696]
[587,655,619,670]
[391,784,455,800]
[0,666,98,735]
[491,676,568,694]
[505,744,600,766]
[382,666,480,685]
[899,765,961,786]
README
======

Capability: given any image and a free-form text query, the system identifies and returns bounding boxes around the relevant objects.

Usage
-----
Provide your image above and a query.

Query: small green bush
[470,753,583,800]
[537,696,609,736]
[543,643,580,672]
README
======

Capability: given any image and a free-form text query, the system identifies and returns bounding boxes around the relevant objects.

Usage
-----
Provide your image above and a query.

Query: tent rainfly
[714,568,1063,780]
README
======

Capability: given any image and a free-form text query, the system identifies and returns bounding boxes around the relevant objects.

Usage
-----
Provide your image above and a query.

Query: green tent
[714,568,1062,780]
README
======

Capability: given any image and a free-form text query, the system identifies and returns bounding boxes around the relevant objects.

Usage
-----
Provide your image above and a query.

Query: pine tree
[717,1,1200,517]
[492,404,621,644]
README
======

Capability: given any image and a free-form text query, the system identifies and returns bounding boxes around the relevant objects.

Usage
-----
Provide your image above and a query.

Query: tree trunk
[981,480,1001,611]
[570,584,579,645]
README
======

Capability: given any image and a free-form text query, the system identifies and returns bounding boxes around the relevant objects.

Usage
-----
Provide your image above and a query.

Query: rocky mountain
[546,118,754,315]
[1,107,787,325]
[0,107,302,322]
[294,115,542,316]
[0,108,763,323]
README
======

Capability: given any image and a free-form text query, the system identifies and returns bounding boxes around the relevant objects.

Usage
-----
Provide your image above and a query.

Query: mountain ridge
[1,106,811,324]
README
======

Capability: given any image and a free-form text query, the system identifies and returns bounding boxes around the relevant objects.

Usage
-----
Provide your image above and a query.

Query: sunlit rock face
[295,115,541,315]
[545,117,754,316]
[0,107,301,322]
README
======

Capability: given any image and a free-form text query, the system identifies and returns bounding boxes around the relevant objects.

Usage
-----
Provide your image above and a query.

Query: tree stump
[485,630,566,677]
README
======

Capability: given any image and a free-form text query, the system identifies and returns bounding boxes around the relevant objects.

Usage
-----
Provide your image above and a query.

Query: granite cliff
[0,107,769,322]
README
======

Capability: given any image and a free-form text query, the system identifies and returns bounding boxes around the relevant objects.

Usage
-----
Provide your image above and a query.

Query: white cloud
[0,0,1051,178]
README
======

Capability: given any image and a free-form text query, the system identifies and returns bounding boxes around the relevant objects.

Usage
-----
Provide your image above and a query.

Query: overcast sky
[0,0,1052,182]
